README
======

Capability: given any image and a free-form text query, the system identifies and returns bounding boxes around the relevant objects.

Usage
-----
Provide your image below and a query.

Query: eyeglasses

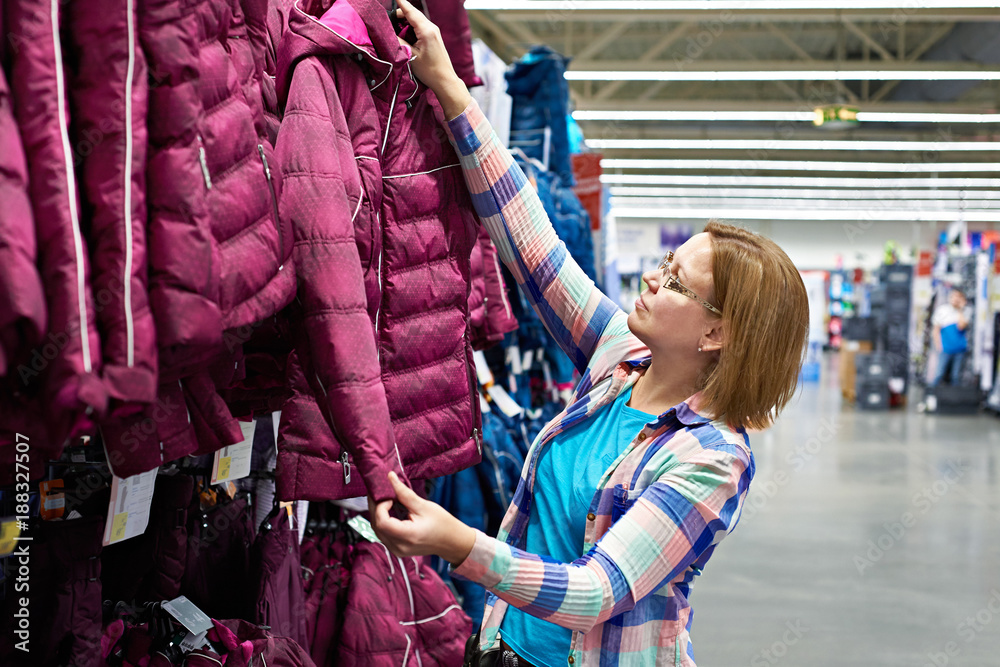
[656,251,723,316]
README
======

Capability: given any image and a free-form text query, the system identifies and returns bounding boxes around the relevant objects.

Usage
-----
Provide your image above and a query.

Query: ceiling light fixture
[572,110,1000,123]
[466,1,1000,10]
[607,186,1000,200]
[587,138,998,151]
[599,174,1000,188]
[610,207,998,222]
[601,158,1000,172]
[609,196,999,210]
[565,70,1000,82]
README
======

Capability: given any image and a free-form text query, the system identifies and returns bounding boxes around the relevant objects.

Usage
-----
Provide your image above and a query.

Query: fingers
[395,0,427,30]
[388,471,421,510]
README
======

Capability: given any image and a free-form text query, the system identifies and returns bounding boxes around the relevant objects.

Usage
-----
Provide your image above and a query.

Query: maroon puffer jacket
[140,0,223,378]
[65,0,159,414]
[470,226,517,350]
[0,55,46,378]
[339,542,470,666]
[199,0,294,331]
[272,0,482,503]
[4,0,108,457]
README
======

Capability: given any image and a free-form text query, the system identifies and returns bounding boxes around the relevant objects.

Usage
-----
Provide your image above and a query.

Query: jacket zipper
[258,144,284,270]
[198,135,212,190]
[465,330,482,457]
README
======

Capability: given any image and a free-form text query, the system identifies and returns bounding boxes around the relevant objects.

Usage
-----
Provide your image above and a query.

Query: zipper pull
[341,452,351,485]
[257,144,271,179]
[198,138,212,190]
[473,428,481,456]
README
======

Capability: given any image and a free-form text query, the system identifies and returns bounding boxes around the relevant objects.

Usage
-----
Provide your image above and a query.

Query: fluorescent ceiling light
[466,1,1000,10]
[566,70,1000,82]
[599,174,1000,188]
[572,110,1000,123]
[608,186,1000,200]
[587,138,998,151]
[601,158,999,172]
[609,196,999,210]
[610,207,997,221]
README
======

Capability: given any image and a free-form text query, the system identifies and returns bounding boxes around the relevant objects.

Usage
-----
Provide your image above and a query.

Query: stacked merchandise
[0,0,506,664]
[843,264,911,410]
[877,264,914,404]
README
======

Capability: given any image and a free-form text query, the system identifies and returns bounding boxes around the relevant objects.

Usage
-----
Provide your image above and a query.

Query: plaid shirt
[444,100,755,667]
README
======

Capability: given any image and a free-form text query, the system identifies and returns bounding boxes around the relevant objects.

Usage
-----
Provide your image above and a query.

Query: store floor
[690,353,1000,667]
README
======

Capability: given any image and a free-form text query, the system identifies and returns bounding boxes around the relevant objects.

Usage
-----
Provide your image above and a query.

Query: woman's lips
[635,297,646,312]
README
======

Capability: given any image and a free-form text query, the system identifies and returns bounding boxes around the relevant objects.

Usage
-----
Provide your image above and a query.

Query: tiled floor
[690,354,1000,666]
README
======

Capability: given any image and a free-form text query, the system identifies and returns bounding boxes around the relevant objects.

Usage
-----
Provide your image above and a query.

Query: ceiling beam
[870,22,958,102]
[467,11,524,60]
[763,22,858,102]
[592,22,693,101]
[842,20,896,60]
[571,20,635,61]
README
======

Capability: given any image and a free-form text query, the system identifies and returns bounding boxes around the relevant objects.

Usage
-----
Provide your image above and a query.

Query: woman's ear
[700,320,725,353]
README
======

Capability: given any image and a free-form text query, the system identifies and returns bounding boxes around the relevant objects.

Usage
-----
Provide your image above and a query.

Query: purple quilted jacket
[65,0,159,415]
[4,0,108,461]
[272,0,482,503]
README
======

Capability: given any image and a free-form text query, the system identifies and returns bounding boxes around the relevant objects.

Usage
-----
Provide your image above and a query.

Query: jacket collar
[619,356,714,428]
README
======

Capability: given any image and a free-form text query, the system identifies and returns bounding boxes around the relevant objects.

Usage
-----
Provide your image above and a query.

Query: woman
[370,2,810,665]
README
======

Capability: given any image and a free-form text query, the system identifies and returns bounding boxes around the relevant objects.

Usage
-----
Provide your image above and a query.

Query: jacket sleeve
[451,442,751,633]
[443,99,623,374]
[275,58,408,503]
[0,65,46,375]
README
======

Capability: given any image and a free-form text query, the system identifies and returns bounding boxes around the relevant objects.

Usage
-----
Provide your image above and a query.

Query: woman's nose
[641,269,659,290]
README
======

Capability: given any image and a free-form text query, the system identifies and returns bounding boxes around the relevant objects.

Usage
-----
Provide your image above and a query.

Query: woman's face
[627,232,720,356]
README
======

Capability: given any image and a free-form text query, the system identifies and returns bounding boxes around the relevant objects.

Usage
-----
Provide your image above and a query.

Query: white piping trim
[293,0,393,91]
[398,556,417,623]
[381,164,461,180]
[52,0,92,373]
[399,604,463,626]
[350,187,364,223]
[123,0,136,366]
[381,78,401,156]
[194,655,224,667]
[379,542,396,576]
[491,252,513,320]
[404,61,419,104]
[415,648,423,667]
[355,155,379,162]
[401,634,412,667]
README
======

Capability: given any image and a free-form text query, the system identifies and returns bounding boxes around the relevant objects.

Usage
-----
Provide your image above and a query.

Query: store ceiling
[466,2,1000,223]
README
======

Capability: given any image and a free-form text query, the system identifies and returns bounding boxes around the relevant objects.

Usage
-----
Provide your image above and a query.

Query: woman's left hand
[368,471,476,566]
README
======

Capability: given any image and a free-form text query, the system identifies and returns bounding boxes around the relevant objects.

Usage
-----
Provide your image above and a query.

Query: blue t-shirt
[500,386,654,666]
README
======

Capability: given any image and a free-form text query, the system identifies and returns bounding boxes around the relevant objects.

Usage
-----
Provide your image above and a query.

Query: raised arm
[396,0,621,372]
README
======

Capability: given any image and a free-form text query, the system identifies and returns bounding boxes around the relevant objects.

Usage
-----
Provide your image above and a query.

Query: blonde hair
[698,220,809,430]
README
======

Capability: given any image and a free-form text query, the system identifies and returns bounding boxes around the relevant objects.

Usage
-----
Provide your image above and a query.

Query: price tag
[486,384,524,418]
[111,513,129,541]
[162,595,214,636]
[211,421,255,484]
[346,515,381,544]
[0,519,21,556]
[103,469,157,546]
[473,350,494,386]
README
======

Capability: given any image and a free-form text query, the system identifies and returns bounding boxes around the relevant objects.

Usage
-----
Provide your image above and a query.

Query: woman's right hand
[395,0,472,119]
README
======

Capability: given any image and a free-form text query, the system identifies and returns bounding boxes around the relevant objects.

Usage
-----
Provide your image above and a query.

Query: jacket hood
[277,0,412,105]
